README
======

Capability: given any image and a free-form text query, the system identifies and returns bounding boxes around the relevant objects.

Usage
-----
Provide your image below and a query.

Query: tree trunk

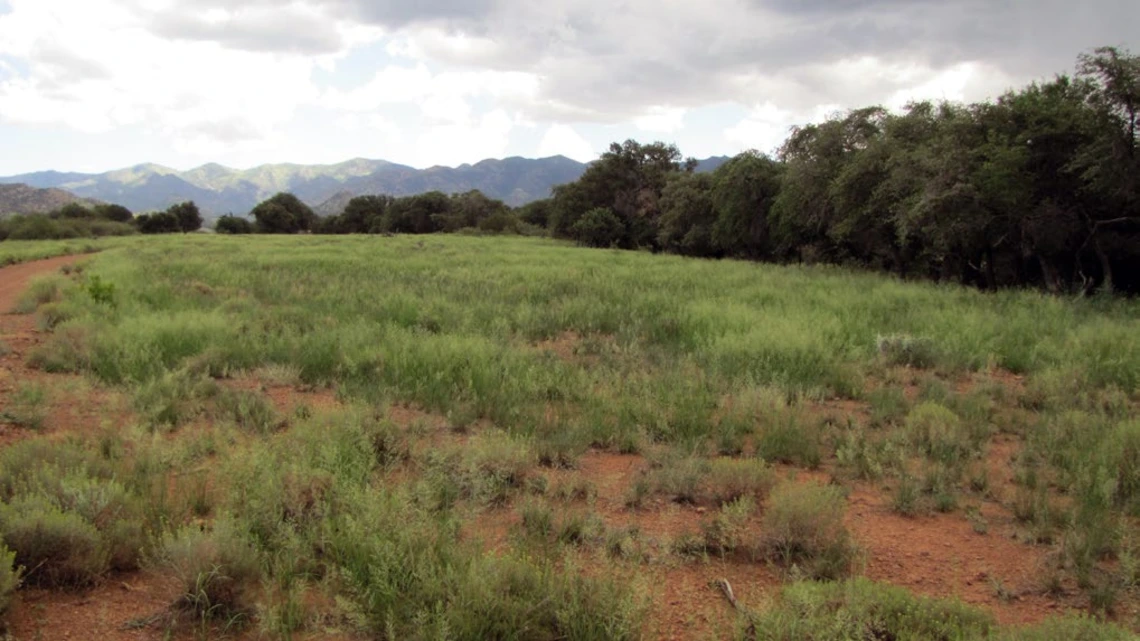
[1094,238,1114,294]
[984,248,997,291]
[1038,255,1063,294]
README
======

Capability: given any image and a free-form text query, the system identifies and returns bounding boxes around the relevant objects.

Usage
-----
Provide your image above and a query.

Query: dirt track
[0,254,84,311]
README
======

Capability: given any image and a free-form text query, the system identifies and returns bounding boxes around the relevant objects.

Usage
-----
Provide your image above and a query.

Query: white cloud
[415,109,515,167]
[633,106,686,134]
[537,124,594,162]
[0,0,327,151]
[723,102,840,156]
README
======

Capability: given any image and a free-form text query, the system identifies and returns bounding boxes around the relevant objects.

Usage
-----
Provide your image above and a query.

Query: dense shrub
[0,214,136,241]
[214,215,255,234]
[570,207,625,248]
[0,495,110,587]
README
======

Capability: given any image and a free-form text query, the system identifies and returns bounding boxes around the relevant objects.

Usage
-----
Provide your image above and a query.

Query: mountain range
[0,155,731,218]
[0,183,102,216]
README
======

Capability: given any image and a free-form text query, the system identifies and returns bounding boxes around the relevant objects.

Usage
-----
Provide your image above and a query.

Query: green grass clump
[876,333,941,369]
[13,273,70,313]
[742,578,993,641]
[762,481,857,580]
[1,381,48,430]
[702,496,756,555]
[706,458,775,505]
[906,402,976,466]
[157,520,262,627]
[755,412,823,469]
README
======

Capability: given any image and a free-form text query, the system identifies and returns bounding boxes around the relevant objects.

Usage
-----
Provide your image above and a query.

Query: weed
[13,274,68,313]
[85,274,116,307]
[157,521,261,628]
[876,333,940,369]
[648,455,709,504]
[706,458,775,505]
[966,505,989,535]
[1,381,48,430]
[520,499,554,540]
[906,402,975,467]
[702,496,756,555]
[762,481,857,580]
[755,412,822,468]
[551,473,597,502]
[0,494,110,587]
[215,389,281,435]
[0,544,19,626]
[892,474,923,517]
[868,387,910,428]
[741,578,993,641]
[605,526,643,560]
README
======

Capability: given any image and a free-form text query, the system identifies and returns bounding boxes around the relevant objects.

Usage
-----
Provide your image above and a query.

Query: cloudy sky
[0,0,1134,175]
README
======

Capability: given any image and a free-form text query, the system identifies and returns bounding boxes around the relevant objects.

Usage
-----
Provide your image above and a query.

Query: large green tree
[251,193,317,234]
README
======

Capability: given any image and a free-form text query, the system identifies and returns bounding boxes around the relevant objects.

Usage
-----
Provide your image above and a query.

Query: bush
[215,215,255,235]
[744,578,993,641]
[906,402,974,466]
[0,544,18,626]
[762,481,857,579]
[570,207,625,248]
[14,274,69,313]
[755,414,822,469]
[876,334,940,369]
[706,458,775,505]
[702,496,755,554]
[0,214,136,240]
[1104,420,1140,509]
[0,495,110,587]
[157,521,262,624]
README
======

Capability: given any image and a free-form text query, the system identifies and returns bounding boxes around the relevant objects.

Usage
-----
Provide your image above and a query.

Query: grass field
[1,234,1138,639]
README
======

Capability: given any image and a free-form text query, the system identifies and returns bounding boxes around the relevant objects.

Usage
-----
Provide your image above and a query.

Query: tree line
[295,46,1135,294]
[215,190,527,236]
[0,200,203,241]
[532,47,1138,294]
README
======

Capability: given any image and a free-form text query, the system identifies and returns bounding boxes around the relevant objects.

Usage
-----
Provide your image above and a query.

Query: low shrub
[706,458,775,505]
[0,544,18,626]
[157,521,262,625]
[762,481,857,579]
[876,334,940,369]
[742,578,993,641]
[702,496,755,555]
[0,494,110,587]
[906,402,975,466]
[13,274,70,313]
[755,413,822,468]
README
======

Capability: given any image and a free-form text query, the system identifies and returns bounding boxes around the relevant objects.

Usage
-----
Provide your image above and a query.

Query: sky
[0,0,1135,175]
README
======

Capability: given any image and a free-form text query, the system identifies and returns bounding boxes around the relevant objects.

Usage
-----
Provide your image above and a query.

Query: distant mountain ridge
[0,183,102,216]
[0,154,733,218]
